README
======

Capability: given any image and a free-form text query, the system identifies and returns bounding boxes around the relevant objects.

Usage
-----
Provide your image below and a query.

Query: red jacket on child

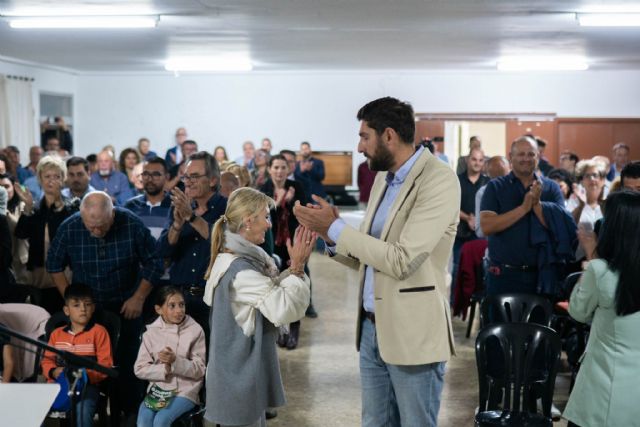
[41,322,113,384]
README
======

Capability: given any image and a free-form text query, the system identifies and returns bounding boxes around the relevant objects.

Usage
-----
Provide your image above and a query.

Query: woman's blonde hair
[226,164,252,187]
[205,187,275,278]
[37,155,67,185]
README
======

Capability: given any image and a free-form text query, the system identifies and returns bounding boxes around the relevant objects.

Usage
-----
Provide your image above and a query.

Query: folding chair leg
[466,301,477,338]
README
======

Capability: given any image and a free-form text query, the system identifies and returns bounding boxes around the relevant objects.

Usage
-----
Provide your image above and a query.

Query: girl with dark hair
[135,286,206,427]
[563,190,640,427]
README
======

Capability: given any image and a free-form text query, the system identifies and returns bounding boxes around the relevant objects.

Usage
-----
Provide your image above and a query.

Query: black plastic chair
[480,293,553,328]
[44,310,121,427]
[475,323,561,427]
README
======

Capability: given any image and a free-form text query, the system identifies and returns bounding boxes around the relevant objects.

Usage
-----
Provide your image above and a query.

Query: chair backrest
[480,293,553,327]
[475,323,561,417]
[557,272,583,302]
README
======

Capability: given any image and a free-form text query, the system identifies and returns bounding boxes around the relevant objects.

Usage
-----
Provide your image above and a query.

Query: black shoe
[277,332,288,348]
[287,322,300,350]
[305,303,318,318]
[266,409,278,419]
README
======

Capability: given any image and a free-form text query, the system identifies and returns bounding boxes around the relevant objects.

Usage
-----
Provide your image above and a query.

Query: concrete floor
[270,252,571,426]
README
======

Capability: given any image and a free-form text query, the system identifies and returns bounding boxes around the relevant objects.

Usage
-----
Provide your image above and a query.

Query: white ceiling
[0,0,639,73]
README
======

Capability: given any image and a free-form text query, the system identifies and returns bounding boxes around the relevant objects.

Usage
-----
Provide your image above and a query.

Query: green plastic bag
[143,383,177,411]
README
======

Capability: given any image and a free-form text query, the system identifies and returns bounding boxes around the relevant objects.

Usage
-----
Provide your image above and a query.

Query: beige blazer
[333,149,460,365]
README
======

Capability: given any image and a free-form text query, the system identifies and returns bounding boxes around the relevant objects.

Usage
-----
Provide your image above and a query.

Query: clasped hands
[522,179,543,212]
[158,346,177,374]
[293,195,339,245]
[170,187,193,228]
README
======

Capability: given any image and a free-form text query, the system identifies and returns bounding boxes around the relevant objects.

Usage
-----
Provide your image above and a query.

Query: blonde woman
[203,187,314,427]
[15,155,77,313]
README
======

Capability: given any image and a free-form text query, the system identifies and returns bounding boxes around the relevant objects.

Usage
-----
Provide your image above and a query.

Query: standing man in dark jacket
[295,141,326,201]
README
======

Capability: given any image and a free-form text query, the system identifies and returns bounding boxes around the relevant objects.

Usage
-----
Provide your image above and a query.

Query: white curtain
[0,76,35,154]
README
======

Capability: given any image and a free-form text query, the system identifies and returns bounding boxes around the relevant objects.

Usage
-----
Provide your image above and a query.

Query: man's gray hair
[80,191,113,212]
[187,151,220,191]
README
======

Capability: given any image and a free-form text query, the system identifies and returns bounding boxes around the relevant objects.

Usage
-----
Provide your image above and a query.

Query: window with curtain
[0,76,35,154]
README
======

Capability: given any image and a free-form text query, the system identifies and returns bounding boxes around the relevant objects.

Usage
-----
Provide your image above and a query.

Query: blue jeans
[359,318,445,427]
[76,383,100,427]
[137,396,196,427]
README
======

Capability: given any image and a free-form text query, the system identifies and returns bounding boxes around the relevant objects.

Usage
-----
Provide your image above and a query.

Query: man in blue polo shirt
[124,157,172,240]
[480,136,565,295]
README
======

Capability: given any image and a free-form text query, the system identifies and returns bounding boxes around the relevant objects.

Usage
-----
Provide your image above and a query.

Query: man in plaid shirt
[46,191,162,421]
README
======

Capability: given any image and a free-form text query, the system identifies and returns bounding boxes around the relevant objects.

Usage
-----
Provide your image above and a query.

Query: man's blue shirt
[124,193,172,240]
[480,172,564,266]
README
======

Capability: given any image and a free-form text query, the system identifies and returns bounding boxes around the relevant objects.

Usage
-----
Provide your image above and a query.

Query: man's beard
[98,169,111,176]
[367,139,394,171]
[145,184,163,196]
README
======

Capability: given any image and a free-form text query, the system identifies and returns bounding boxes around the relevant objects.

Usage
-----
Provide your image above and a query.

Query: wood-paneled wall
[557,119,640,161]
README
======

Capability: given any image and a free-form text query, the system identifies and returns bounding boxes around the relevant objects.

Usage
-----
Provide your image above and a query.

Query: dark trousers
[98,301,145,416]
[486,265,538,296]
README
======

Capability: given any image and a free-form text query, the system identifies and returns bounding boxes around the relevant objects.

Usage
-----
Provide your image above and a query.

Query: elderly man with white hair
[46,190,162,420]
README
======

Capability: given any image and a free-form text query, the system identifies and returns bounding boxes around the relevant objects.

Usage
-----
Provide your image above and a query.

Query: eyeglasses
[181,173,207,183]
[583,173,603,180]
[141,171,164,179]
[41,173,62,182]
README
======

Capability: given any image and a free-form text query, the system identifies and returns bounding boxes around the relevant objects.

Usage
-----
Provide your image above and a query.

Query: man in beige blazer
[295,97,460,426]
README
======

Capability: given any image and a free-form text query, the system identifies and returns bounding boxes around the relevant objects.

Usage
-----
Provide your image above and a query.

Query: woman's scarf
[224,230,279,279]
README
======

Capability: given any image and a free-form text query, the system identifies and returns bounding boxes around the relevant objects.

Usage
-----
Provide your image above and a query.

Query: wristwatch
[188,212,197,223]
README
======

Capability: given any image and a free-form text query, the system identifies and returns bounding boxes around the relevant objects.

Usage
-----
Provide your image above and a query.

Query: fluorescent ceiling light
[577,13,640,27]
[8,15,158,29]
[165,56,253,72]
[497,56,588,71]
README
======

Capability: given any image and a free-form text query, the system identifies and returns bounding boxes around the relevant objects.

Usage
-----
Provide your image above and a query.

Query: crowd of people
[0,131,326,426]
[0,98,638,427]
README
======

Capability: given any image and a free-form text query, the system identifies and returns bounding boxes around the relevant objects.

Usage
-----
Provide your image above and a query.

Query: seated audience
[25,146,43,176]
[90,150,134,206]
[261,137,273,154]
[135,286,206,427]
[620,161,640,192]
[0,303,50,381]
[203,187,312,427]
[559,150,579,177]
[226,164,252,188]
[62,156,95,200]
[564,190,640,427]
[86,154,98,174]
[138,137,157,161]
[157,152,226,339]
[15,155,77,314]
[41,284,113,427]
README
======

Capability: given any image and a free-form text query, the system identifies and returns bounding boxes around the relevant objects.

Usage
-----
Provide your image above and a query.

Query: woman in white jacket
[134,286,206,427]
[203,187,314,427]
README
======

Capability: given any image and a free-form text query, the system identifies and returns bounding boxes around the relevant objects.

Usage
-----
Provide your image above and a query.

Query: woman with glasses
[571,159,607,260]
[14,156,76,313]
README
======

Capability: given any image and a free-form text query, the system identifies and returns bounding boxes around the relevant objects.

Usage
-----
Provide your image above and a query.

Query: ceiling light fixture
[577,13,640,27]
[7,15,159,29]
[497,56,589,71]
[164,56,253,72]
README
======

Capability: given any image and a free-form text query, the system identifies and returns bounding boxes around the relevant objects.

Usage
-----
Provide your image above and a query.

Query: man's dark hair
[5,145,19,154]
[64,283,94,303]
[597,190,640,316]
[66,156,89,173]
[145,156,167,172]
[535,137,547,148]
[86,154,97,163]
[621,161,640,186]
[183,140,198,147]
[300,141,311,148]
[356,97,415,144]
[269,154,288,168]
[561,151,579,163]
[279,149,296,158]
[187,151,220,191]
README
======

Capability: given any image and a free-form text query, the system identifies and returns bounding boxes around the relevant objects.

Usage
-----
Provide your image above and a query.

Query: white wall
[70,70,640,184]
[0,57,77,147]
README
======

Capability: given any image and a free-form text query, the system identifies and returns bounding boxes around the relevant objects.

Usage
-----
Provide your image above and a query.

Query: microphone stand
[0,323,118,425]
